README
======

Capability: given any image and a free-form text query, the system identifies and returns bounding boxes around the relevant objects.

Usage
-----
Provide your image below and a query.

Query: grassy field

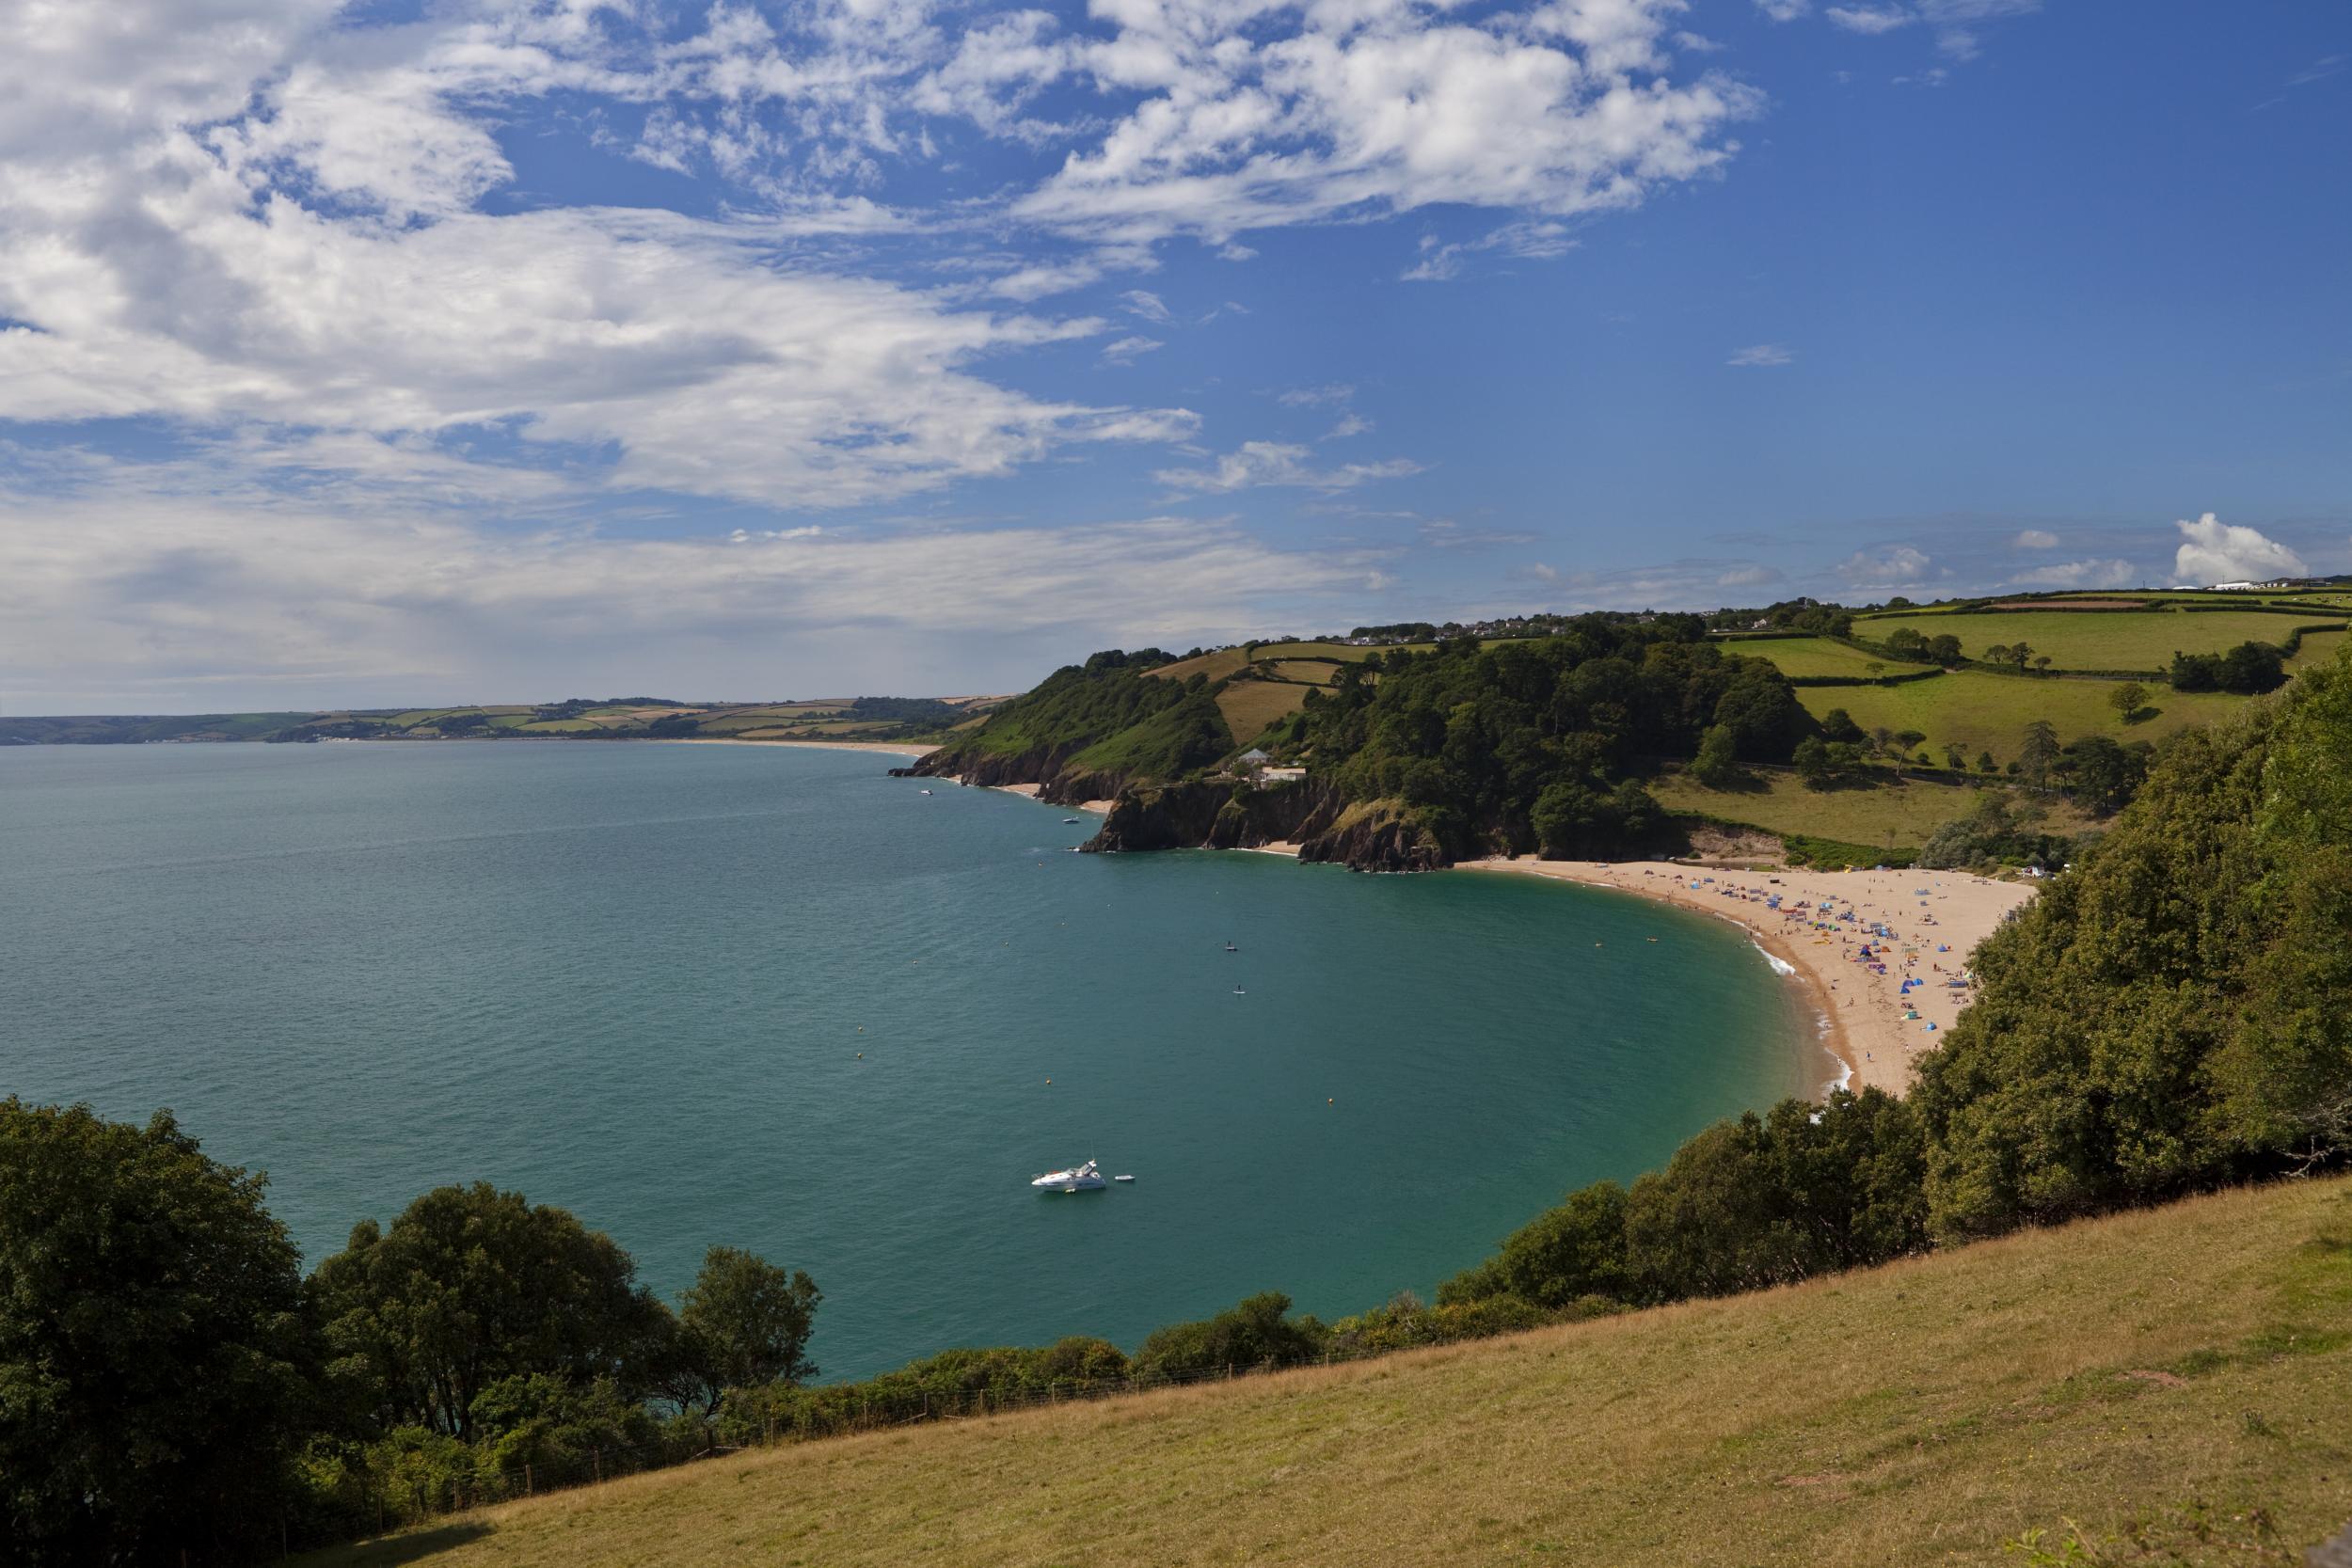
[1215,677,1312,744]
[1148,647,1256,682]
[1648,767,2095,852]
[307,1177,2352,1568]
[2291,628,2347,670]
[1716,637,1913,679]
[1857,609,2342,672]
[1794,672,2247,761]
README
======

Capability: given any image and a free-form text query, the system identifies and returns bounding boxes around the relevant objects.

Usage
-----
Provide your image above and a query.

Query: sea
[0,740,1816,1379]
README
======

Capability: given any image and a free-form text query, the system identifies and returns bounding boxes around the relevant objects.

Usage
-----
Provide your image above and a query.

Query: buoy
[856,1052,863,1059]
[1045,1078,1052,1085]
[1327,1097,1334,1104]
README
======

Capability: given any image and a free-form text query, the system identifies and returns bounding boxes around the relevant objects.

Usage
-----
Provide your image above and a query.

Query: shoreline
[654,737,943,757]
[1455,858,2036,1097]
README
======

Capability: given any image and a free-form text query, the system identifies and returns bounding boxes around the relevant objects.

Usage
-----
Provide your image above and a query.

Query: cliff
[1080,780,1445,872]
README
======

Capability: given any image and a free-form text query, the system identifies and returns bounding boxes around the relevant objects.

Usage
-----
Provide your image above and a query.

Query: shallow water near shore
[0,741,1810,1378]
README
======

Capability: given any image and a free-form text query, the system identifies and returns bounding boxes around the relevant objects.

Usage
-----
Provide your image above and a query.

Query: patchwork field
[1716,636,1915,679]
[1857,609,2342,672]
[1794,673,2247,762]
[304,1177,2352,1568]
[1649,767,2094,852]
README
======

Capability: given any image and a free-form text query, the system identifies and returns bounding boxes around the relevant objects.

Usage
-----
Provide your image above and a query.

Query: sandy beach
[1456,858,2038,1096]
[989,782,1112,815]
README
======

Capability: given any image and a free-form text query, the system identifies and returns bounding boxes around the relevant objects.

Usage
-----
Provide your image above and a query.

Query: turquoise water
[0,741,1813,1378]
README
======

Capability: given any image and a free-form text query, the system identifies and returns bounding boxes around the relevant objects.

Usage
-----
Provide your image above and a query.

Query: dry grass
[1148,647,1257,683]
[310,1178,2352,1568]
[1214,677,1311,744]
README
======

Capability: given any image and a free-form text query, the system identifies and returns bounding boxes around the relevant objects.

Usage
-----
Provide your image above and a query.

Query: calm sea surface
[0,741,1814,1378]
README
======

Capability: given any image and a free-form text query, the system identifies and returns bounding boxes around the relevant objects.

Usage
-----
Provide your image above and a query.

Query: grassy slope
[1793,672,2246,759]
[1216,678,1314,743]
[310,1178,2352,1568]
[1716,636,1904,678]
[1857,609,2343,670]
[1649,768,2096,852]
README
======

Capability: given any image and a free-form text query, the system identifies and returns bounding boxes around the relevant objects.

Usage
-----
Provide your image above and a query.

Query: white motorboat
[1062,816,1082,824]
[1030,1158,1106,1193]
[919,788,934,795]
[1113,1174,1136,1182]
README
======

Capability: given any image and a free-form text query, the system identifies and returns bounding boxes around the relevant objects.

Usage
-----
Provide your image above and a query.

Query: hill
[0,695,995,747]
[303,1175,2352,1568]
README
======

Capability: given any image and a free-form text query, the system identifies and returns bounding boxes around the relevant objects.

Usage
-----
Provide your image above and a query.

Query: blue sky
[0,0,2344,709]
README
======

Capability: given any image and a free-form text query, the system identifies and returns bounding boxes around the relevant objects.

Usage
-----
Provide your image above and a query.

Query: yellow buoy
[1045,1078,1053,1085]
[1327,1097,1334,1104]
[856,1052,863,1059]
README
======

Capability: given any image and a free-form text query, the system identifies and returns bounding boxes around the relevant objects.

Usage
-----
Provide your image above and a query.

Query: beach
[1456,858,2039,1096]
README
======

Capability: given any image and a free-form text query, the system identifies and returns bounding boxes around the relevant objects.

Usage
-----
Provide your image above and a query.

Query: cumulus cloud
[1727,343,1794,367]
[2012,529,2060,548]
[1156,441,1422,493]
[2172,513,2307,585]
[1837,545,1935,588]
[1755,0,1812,20]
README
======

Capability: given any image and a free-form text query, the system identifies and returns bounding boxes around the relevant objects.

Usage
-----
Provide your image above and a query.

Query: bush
[1132,1292,1329,1382]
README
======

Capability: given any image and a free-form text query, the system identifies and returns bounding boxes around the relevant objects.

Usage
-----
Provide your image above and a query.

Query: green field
[306,1177,2352,1568]
[1648,767,2093,852]
[1716,636,1911,679]
[1858,609,2342,672]
[2291,627,2347,670]
[1214,677,1312,743]
[1794,672,2247,761]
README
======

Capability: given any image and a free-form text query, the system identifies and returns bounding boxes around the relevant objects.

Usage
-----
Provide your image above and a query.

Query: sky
[0,0,2345,711]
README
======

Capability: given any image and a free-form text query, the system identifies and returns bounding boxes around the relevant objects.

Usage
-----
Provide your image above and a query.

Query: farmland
[1791,672,2244,763]
[1855,607,2343,672]
[1715,636,1912,680]
[1647,767,2095,854]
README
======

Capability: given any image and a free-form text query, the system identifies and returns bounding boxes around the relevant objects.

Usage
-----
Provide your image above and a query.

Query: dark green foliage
[922,649,1193,769]
[2170,641,2287,694]
[1327,1291,1590,1354]
[1296,620,1812,860]
[2058,735,2153,816]
[715,1337,1133,1441]
[1071,681,1232,777]
[1819,707,1866,744]
[0,1101,317,1565]
[669,1246,820,1414]
[1131,1291,1330,1381]
[1915,792,2074,871]
[1691,722,1743,786]
[310,1183,675,1440]
[1440,1090,1929,1311]
[1915,656,2352,1238]
[468,1375,663,1477]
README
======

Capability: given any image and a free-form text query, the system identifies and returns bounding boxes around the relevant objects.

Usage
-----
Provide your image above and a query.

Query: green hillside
[1855,606,2343,673]
[1790,670,2246,761]
[305,1176,2352,1568]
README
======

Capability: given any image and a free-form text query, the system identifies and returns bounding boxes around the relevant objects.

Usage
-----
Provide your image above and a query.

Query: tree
[2018,720,2060,786]
[1793,736,1836,789]
[1691,722,1742,787]
[1132,1292,1327,1382]
[2065,736,2152,816]
[671,1246,821,1414]
[1895,729,1927,754]
[2007,641,2034,671]
[1977,751,1998,774]
[1984,643,2010,668]
[2109,681,2146,722]
[1929,633,1964,666]
[1945,744,1966,771]
[2033,655,2053,673]
[311,1183,674,1440]
[0,1101,316,1564]
[1819,707,1866,744]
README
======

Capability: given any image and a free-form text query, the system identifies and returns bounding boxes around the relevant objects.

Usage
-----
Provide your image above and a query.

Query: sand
[988,783,1111,815]
[1455,858,2039,1097]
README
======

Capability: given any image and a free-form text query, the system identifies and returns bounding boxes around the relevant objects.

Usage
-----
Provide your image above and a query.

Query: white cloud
[1156,441,1422,493]
[1727,343,1794,367]
[1101,334,1165,363]
[1825,6,1913,34]
[1278,384,1358,407]
[0,492,1387,710]
[1121,290,1174,323]
[2172,513,2307,585]
[1755,0,1812,20]
[2012,529,2060,548]
[1421,519,1538,548]
[1402,220,1576,282]
[2009,559,2137,590]
[1327,413,1373,439]
[1837,545,1934,588]
[1717,563,1785,587]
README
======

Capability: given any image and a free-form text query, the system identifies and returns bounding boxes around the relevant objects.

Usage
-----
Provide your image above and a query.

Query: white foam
[1750,940,1798,978]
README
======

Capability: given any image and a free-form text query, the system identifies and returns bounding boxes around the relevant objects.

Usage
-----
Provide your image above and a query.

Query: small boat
[1232,986,1247,995]
[1030,1159,1106,1193]
[1224,942,1238,952]
[1113,1174,1135,1182]
[919,788,933,796]
[1062,816,1081,824]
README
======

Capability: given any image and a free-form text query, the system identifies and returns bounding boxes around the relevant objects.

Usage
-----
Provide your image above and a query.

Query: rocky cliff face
[1083,781,1446,871]
[899,747,1132,807]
